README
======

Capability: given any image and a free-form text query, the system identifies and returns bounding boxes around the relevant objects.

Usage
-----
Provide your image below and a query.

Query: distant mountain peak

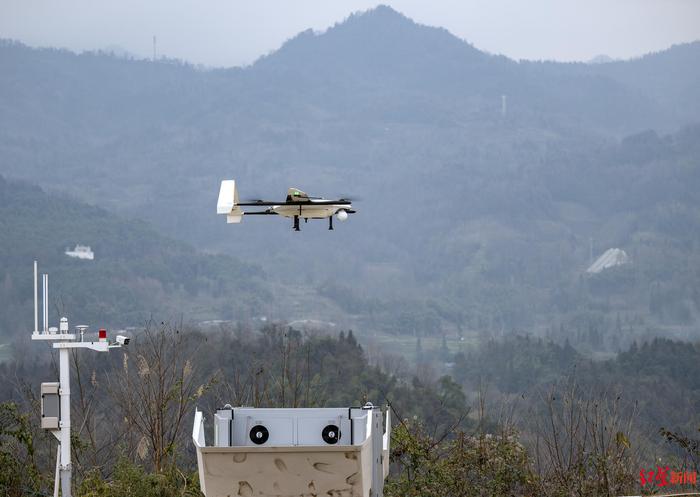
[348,4,413,23]
[254,3,484,74]
[366,4,402,15]
[332,4,449,40]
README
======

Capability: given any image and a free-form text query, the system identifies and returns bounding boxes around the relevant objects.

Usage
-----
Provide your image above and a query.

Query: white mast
[43,273,48,333]
[58,345,71,493]
[33,261,38,333]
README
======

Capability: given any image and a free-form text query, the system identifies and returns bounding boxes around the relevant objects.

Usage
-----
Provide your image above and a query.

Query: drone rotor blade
[338,194,362,202]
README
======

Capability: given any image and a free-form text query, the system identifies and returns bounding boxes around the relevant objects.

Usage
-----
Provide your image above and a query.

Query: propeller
[239,189,270,203]
[338,194,362,202]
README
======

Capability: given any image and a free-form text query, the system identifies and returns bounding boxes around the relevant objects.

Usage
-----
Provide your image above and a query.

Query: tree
[660,427,700,475]
[109,324,214,472]
[529,380,638,497]
[0,402,42,497]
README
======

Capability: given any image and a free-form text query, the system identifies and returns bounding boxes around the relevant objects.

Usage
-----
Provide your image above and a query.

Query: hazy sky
[2,0,699,67]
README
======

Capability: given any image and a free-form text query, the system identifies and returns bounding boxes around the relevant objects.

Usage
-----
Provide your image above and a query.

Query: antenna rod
[33,261,38,333]
[43,274,48,333]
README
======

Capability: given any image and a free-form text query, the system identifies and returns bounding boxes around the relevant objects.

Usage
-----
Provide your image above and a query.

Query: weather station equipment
[30,261,127,497]
[193,403,390,497]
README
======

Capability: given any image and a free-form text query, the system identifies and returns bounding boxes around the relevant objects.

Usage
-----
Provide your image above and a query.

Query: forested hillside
[0,176,271,338]
[453,335,700,450]
[1,6,699,344]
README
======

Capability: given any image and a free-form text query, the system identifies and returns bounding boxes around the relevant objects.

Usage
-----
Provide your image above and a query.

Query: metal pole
[33,261,38,333]
[43,274,48,332]
[46,274,49,331]
[59,348,72,497]
[53,444,60,497]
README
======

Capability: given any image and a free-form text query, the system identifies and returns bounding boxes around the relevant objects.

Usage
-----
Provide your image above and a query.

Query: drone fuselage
[272,203,346,219]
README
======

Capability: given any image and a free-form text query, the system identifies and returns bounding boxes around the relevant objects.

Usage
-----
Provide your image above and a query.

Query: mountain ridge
[4,5,698,68]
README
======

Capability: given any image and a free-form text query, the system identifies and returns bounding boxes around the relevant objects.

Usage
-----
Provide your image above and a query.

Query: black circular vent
[322,424,341,444]
[249,425,269,445]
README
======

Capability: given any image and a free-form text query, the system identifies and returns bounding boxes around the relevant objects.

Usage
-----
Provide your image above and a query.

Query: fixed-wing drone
[217,180,356,231]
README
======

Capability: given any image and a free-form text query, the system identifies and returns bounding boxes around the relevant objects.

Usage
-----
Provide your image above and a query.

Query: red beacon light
[98,329,107,342]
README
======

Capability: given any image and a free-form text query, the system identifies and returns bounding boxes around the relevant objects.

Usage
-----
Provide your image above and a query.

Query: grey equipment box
[41,382,60,430]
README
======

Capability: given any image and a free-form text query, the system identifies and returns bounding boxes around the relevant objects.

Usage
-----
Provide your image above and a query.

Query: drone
[217,180,356,231]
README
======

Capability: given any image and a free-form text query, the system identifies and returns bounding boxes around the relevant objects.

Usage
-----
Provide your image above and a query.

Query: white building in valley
[65,245,94,260]
[587,248,629,274]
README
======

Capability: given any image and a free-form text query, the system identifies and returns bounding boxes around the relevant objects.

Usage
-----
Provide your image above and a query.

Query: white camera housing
[115,335,130,346]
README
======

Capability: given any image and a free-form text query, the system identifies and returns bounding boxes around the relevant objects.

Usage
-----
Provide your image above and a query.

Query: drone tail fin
[217,180,243,223]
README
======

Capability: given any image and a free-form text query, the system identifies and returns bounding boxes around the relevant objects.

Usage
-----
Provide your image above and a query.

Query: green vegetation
[453,334,700,465]
[78,460,201,497]
[0,326,476,496]
[0,402,43,497]
[4,327,697,496]
[386,422,533,497]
